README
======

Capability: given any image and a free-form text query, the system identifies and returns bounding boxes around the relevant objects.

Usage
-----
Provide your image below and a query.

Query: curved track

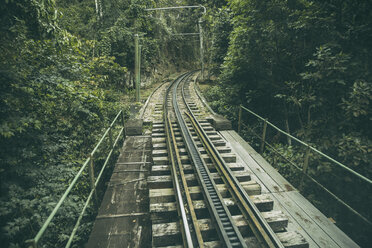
[159,71,285,247]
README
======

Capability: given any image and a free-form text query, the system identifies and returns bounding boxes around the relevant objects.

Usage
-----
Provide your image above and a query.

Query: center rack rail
[163,71,284,248]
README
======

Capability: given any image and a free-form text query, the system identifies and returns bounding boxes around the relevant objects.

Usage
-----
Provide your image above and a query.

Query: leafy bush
[0,1,129,246]
[206,0,372,245]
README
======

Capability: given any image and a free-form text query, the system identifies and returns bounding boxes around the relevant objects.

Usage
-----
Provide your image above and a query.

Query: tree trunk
[95,0,99,21]
[99,0,103,19]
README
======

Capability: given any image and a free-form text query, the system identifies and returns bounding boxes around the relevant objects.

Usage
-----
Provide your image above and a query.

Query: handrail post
[260,118,268,153]
[109,127,113,148]
[121,110,126,139]
[238,105,242,134]
[300,146,311,190]
[89,155,98,202]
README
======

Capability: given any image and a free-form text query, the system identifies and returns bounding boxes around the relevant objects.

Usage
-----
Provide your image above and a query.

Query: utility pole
[134,34,140,102]
[198,18,204,81]
[139,44,142,93]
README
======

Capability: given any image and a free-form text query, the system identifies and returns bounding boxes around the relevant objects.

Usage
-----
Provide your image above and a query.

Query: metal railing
[26,110,126,248]
[237,105,372,226]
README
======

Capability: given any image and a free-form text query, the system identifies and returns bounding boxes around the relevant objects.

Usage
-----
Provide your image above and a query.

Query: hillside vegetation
[0,0,203,246]
[0,0,370,246]
[204,0,371,246]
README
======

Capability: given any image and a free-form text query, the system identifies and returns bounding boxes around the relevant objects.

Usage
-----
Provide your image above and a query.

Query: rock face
[208,114,232,131]
[125,119,143,136]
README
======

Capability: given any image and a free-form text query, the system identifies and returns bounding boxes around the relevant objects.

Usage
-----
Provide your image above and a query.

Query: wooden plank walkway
[86,136,151,248]
[85,130,359,247]
[220,130,359,248]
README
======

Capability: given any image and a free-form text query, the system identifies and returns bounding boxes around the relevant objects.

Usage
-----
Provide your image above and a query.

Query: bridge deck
[86,136,151,248]
[86,128,359,247]
[220,130,359,248]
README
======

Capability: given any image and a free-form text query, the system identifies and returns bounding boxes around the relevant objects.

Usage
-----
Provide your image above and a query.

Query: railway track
[149,72,308,247]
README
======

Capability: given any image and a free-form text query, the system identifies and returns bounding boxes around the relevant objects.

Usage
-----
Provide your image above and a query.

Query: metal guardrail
[26,110,126,248]
[237,105,372,225]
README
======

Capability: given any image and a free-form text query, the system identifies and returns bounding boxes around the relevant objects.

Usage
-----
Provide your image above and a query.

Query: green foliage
[206,0,372,245]
[337,133,372,177]
[208,0,372,176]
[0,1,129,246]
[209,7,232,74]
[263,144,303,183]
[0,0,59,39]
[343,81,372,121]
[203,85,229,115]
[57,0,96,39]
[1,0,207,246]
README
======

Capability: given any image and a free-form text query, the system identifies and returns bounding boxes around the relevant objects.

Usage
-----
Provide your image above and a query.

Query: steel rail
[168,114,204,247]
[164,73,195,247]
[186,111,283,248]
[181,79,284,248]
[174,73,247,247]
[166,75,204,246]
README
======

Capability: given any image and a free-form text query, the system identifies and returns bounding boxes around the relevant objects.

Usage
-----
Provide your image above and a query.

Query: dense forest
[0,0,371,247]
[203,0,372,246]
[0,0,203,246]
[207,0,372,180]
